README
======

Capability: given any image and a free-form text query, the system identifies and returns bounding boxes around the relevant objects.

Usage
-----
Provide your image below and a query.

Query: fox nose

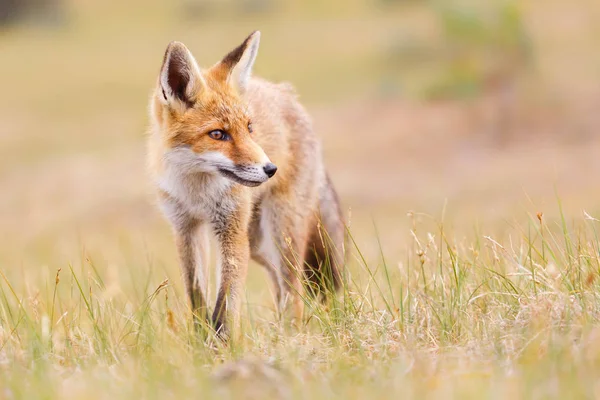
[263,163,278,178]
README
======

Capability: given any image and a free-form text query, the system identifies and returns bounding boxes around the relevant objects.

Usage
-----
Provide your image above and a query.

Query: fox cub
[147,31,344,335]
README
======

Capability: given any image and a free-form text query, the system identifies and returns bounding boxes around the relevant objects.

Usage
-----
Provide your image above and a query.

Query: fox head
[151,31,276,187]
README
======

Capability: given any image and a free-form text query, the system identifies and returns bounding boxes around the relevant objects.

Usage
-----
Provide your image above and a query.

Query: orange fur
[147,31,344,338]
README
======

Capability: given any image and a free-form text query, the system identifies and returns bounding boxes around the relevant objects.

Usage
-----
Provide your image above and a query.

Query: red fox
[147,31,344,336]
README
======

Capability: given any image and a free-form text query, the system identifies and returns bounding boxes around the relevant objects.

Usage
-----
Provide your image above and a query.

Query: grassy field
[5,206,600,399]
[2,0,600,398]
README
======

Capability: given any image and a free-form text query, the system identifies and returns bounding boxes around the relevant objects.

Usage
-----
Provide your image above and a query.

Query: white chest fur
[157,166,235,222]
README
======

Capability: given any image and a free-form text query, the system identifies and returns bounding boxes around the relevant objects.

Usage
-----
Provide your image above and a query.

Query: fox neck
[158,161,235,215]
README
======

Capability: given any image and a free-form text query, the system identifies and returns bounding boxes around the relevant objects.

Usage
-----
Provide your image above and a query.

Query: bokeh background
[1,0,599,302]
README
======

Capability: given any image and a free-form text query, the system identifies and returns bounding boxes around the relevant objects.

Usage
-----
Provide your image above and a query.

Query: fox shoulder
[277,81,297,96]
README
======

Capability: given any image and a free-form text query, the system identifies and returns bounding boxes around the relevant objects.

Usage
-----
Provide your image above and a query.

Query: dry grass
[4,208,600,399]
[2,0,600,398]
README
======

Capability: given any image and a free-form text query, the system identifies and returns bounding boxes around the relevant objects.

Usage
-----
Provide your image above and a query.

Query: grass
[2,205,600,399]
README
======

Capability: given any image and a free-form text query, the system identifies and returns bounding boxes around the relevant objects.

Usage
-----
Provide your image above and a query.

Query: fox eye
[208,130,229,141]
[248,122,253,134]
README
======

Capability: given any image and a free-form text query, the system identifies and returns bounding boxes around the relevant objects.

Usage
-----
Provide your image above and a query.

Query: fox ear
[220,31,260,94]
[159,41,204,110]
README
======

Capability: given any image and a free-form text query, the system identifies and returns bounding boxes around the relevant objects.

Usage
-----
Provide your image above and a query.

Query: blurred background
[1,0,599,299]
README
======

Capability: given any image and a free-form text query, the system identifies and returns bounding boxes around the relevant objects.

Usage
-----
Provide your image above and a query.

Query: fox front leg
[161,196,210,328]
[173,223,210,326]
[211,207,251,339]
